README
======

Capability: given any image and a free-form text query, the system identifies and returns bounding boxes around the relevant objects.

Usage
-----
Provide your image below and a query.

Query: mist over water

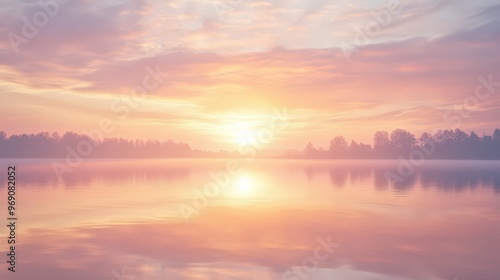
[1,159,499,280]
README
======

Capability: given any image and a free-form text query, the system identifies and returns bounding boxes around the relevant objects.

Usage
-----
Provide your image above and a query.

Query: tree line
[286,128,500,159]
[1,129,500,159]
[0,131,232,158]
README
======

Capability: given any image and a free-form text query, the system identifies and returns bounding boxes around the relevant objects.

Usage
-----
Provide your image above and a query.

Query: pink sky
[1,0,500,151]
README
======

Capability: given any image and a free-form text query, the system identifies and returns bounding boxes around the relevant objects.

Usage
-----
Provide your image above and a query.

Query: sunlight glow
[235,175,253,196]
[235,130,257,146]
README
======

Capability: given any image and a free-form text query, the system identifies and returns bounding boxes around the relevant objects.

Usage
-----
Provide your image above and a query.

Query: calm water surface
[0,159,499,280]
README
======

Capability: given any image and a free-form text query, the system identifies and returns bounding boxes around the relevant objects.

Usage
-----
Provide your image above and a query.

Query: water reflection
[2,159,499,192]
[295,160,500,192]
[0,159,192,188]
[0,159,499,280]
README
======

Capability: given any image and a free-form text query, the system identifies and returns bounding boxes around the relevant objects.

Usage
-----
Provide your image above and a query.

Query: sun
[217,113,268,147]
[236,175,252,195]
[235,129,257,146]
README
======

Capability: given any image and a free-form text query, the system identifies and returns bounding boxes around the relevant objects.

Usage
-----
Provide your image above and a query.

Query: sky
[1,0,500,151]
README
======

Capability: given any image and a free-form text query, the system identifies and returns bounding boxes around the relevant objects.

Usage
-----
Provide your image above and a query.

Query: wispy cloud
[1,0,499,149]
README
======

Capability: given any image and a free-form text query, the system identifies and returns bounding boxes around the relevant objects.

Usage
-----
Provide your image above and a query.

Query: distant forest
[287,128,500,160]
[1,129,500,159]
[0,131,231,158]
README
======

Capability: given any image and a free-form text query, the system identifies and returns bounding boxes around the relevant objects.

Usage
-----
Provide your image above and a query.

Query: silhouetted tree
[494,129,500,158]
[373,131,391,158]
[1,128,500,159]
[295,128,500,160]
[303,142,317,158]
[390,129,416,157]
[349,141,372,158]
[329,136,348,158]
[0,131,208,158]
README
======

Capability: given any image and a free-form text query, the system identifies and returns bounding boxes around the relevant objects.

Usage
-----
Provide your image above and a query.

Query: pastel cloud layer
[1,0,499,150]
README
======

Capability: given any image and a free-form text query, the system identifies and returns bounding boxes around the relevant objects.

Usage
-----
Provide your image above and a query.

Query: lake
[0,159,499,280]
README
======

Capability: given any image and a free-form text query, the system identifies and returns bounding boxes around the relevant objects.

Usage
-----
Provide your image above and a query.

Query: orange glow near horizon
[2,1,500,279]
[1,0,500,152]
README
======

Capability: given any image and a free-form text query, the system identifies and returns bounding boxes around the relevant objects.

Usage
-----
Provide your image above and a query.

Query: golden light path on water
[0,159,499,280]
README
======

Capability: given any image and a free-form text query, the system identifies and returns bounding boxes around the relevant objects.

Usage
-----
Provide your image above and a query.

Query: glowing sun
[236,175,253,196]
[235,130,257,146]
